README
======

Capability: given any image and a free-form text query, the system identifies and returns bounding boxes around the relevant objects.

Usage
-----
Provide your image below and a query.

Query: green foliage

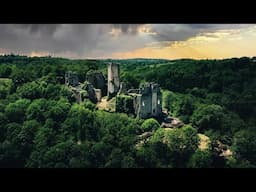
[141,118,160,132]
[163,125,199,167]
[17,120,41,161]
[83,100,96,111]
[26,99,49,123]
[62,104,96,142]
[0,113,7,142]
[187,87,207,98]
[48,98,71,122]
[191,104,225,132]
[116,95,134,115]
[5,99,30,123]
[10,69,34,89]
[137,125,199,167]
[26,124,56,168]
[17,81,43,99]
[176,95,195,117]
[187,149,213,168]
[226,157,256,168]
[232,130,256,163]
[0,78,12,99]
[5,123,22,144]
[0,65,12,78]
[0,140,23,167]
[162,90,177,111]
[0,55,255,168]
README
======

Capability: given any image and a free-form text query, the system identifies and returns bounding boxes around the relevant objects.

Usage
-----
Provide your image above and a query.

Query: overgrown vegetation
[0,55,255,168]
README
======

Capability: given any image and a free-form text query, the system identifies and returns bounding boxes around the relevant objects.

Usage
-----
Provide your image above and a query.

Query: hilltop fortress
[65,62,162,119]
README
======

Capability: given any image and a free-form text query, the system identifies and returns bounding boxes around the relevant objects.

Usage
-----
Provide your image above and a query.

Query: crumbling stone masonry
[65,64,163,120]
[65,71,79,87]
[107,62,120,100]
[86,70,107,96]
[128,83,162,119]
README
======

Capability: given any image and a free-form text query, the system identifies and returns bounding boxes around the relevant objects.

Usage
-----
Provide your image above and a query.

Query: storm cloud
[0,24,254,58]
[149,24,254,42]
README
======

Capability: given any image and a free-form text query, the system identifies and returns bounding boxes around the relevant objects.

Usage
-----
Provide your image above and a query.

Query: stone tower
[133,83,162,119]
[65,71,79,87]
[107,62,120,99]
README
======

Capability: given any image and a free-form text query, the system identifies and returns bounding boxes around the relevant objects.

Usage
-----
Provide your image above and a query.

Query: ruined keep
[65,63,163,120]
[94,89,102,102]
[65,71,79,87]
[117,82,127,95]
[129,83,162,119]
[107,62,120,99]
[86,70,107,96]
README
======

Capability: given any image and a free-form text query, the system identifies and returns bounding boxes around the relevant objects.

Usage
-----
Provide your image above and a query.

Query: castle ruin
[65,71,79,87]
[128,83,162,119]
[65,71,103,103]
[107,62,120,100]
[65,62,162,119]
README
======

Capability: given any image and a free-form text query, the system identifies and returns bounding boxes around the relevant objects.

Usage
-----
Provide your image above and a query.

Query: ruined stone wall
[139,94,152,118]
[107,63,120,99]
[157,90,162,116]
[86,70,107,96]
[134,83,162,119]
[151,84,162,117]
[117,82,127,95]
[94,89,102,102]
[65,71,79,87]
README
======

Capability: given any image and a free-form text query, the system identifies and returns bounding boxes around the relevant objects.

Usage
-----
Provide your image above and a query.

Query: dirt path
[97,98,108,110]
[198,133,210,150]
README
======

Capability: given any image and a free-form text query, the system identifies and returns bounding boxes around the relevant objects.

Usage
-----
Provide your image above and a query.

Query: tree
[0,65,12,78]
[187,149,213,168]
[0,86,8,99]
[89,141,112,168]
[10,69,34,89]
[17,81,43,99]
[0,141,23,167]
[176,95,195,116]
[232,130,256,164]
[141,118,160,132]
[26,99,49,123]
[135,143,159,168]
[163,125,199,167]
[121,155,136,168]
[17,120,41,159]
[5,123,22,144]
[62,104,95,141]
[42,141,74,168]
[176,95,195,123]
[5,99,30,123]
[105,148,123,168]
[0,113,7,142]
[191,104,225,132]
[188,87,207,98]
[116,95,134,115]
[26,125,55,168]
[48,98,71,123]
[83,100,96,111]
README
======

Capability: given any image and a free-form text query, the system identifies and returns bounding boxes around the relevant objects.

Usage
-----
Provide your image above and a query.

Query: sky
[0,24,256,60]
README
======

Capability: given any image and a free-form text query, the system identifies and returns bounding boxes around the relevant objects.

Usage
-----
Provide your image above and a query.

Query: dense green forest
[0,54,256,168]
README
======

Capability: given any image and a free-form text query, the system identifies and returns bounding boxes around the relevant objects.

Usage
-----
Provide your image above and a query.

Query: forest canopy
[0,55,255,168]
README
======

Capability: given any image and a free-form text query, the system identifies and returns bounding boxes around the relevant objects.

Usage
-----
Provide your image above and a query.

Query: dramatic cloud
[0,24,147,58]
[0,24,255,59]
[112,24,142,34]
[149,24,253,42]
